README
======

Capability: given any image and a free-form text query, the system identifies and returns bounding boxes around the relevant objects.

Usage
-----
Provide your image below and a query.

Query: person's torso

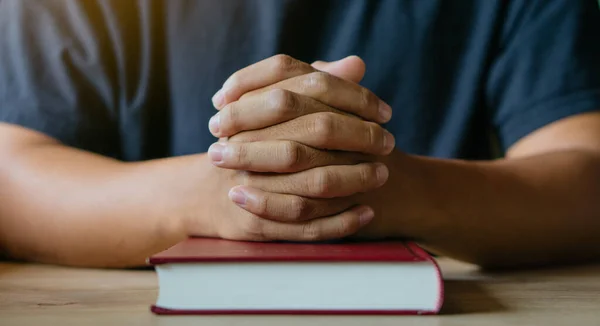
[95,0,503,161]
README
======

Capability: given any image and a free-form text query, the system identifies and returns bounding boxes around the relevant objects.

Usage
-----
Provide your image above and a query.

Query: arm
[210,54,600,269]
[391,0,600,268]
[376,112,600,268]
[1,3,385,267]
[0,109,390,268]
[0,123,201,267]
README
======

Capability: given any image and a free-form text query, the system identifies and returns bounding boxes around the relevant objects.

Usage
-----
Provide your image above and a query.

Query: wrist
[126,154,214,244]
[375,151,451,239]
[173,153,221,239]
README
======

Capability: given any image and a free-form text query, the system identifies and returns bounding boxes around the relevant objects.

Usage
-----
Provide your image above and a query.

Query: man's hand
[204,55,397,230]
[203,55,399,240]
[208,109,394,171]
[205,143,410,241]
[189,157,386,242]
[208,54,391,134]
[211,54,388,115]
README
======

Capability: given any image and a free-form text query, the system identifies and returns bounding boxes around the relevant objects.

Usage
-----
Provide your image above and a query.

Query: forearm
[0,140,211,268]
[394,150,600,268]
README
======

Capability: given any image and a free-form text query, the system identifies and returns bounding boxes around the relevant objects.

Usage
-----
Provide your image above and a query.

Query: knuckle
[266,88,298,118]
[309,168,333,196]
[221,104,239,134]
[359,164,378,188]
[278,141,303,171]
[232,144,248,168]
[272,54,298,76]
[359,87,378,113]
[254,193,270,217]
[310,112,336,145]
[304,71,331,95]
[336,215,358,237]
[364,122,381,149]
[301,223,323,241]
[289,196,311,221]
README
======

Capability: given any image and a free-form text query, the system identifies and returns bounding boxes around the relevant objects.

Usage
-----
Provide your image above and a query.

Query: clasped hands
[202,55,400,242]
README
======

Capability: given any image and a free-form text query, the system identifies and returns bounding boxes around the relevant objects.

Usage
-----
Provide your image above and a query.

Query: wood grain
[1,258,599,326]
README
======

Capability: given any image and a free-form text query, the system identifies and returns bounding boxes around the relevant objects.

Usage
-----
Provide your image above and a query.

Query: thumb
[311,55,366,83]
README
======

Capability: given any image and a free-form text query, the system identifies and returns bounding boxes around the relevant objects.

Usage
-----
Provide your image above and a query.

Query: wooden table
[1,258,599,326]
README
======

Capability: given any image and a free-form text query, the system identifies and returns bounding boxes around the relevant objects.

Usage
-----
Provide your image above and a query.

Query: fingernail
[228,188,247,207]
[375,163,389,186]
[383,130,395,153]
[378,101,392,122]
[212,89,224,108]
[358,207,375,226]
[208,143,225,164]
[209,114,220,135]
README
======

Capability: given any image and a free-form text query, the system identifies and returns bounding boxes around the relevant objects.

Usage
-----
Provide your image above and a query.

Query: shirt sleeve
[0,0,119,157]
[486,0,600,151]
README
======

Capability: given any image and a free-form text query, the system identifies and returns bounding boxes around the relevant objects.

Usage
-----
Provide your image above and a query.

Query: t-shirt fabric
[1,0,600,162]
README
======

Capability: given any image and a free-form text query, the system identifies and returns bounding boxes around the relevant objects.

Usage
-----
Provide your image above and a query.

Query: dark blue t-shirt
[1,0,600,161]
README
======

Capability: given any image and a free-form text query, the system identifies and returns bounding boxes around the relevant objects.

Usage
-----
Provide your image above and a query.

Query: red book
[149,238,444,315]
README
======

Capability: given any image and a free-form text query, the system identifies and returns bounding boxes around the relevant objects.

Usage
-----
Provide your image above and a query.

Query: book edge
[150,305,440,315]
[148,241,430,265]
[405,242,445,312]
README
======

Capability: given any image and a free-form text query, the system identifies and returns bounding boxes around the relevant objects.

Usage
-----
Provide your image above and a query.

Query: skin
[1,55,599,269]
[212,55,600,269]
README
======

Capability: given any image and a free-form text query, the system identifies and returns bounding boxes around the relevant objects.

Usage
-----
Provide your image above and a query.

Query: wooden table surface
[1,258,599,326]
